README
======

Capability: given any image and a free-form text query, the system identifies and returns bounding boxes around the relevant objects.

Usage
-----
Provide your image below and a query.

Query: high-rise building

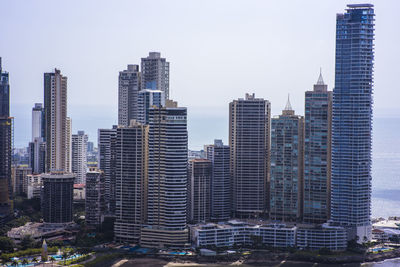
[118,65,141,127]
[98,126,117,213]
[66,117,72,173]
[204,139,231,221]
[188,159,212,224]
[72,131,88,184]
[44,69,69,172]
[331,4,375,242]
[141,100,188,248]
[114,120,148,243]
[0,57,12,223]
[141,52,170,100]
[229,93,271,218]
[303,73,332,223]
[29,103,46,174]
[32,103,45,141]
[85,170,105,226]
[14,167,32,196]
[270,98,304,222]
[28,138,46,174]
[137,89,165,124]
[41,172,75,224]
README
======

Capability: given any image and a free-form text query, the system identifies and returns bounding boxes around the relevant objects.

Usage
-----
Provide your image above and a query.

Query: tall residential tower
[118,65,140,127]
[141,52,169,100]
[303,73,332,223]
[229,93,270,218]
[331,4,375,242]
[44,69,69,172]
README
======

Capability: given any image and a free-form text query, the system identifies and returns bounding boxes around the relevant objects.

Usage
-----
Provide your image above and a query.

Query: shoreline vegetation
[107,248,400,267]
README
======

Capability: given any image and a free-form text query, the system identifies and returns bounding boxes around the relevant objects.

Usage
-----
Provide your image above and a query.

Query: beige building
[44,69,69,172]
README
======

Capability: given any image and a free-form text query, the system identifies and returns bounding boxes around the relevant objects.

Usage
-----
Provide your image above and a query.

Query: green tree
[20,235,35,250]
[0,236,15,253]
[22,258,29,265]
[32,257,38,263]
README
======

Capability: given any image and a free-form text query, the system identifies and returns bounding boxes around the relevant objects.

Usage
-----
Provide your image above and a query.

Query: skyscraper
[204,139,231,221]
[137,89,165,125]
[98,126,117,213]
[114,120,148,243]
[28,138,46,174]
[118,65,141,127]
[331,4,375,242]
[0,57,12,223]
[44,69,69,172]
[303,72,332,223]
[188,159,212,224]
[141,52,170,100]
[72,131,88,184]
[41,172,75,224]
[29,103,46,174]
[270,98,304,222]
[32,103,45,141]
[229,93,270,218]
[141,100,188,248]
[86,170,105,226]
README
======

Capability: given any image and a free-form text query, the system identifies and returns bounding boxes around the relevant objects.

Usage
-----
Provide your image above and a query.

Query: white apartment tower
[72,131,88,184]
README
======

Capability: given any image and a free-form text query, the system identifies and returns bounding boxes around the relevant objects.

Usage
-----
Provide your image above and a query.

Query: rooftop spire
[284,94,293,111]
[317,68,325,85]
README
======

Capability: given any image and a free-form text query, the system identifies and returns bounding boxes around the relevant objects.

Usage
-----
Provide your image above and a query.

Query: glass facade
[331,4,375,240]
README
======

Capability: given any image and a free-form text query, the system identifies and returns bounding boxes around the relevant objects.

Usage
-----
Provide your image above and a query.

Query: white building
[72,131,88,184]
[191,220,347,251]
[27,174,42,199]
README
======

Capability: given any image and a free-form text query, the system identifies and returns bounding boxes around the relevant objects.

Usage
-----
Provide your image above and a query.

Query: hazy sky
[2,0,399,149]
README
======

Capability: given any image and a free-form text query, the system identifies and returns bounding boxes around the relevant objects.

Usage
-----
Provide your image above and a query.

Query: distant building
[28,138,46,174]
[303,72,332,223]
[14,167,32,196]
[229,93,271,218]
[331,4,375,242]
[85,171,105,226]
[41,172,75,224]
[44,69,69,172]
[27,174,42,199]
[98,126,117,213]
[137,89,165,124]
[73,184,85,204]
[32,103,45,141]
[72,131,88,184]
[188,159,212,224]
[141,100,188,248]
[141,52,170,100]
[114,120,148,243]
[204,140,231,221]
[118,65,141,127]
[270,97,304,222]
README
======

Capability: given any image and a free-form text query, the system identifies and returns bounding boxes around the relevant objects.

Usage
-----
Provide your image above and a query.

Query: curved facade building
[331,4,375,242]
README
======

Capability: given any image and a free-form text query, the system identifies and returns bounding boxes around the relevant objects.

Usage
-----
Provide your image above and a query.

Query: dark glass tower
[331,4,375,242]
[0,57,12,223]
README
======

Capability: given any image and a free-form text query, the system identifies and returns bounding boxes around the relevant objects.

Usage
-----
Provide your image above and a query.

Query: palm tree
[32,257,38,263]
[11,259,18,266]
[22,258,29,265]
[62,250,69,265]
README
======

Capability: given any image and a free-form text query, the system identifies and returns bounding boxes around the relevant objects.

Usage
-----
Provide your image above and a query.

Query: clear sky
[2,0,399,149]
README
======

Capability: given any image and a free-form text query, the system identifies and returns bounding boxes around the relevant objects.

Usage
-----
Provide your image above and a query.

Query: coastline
[111,248,400,267]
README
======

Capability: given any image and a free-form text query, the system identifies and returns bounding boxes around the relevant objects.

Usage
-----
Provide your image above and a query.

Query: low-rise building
[296,224,347,251]
[191,220,347,251]
[191,220,296,248]
[7,222,76,244]
[372,229,389,243]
